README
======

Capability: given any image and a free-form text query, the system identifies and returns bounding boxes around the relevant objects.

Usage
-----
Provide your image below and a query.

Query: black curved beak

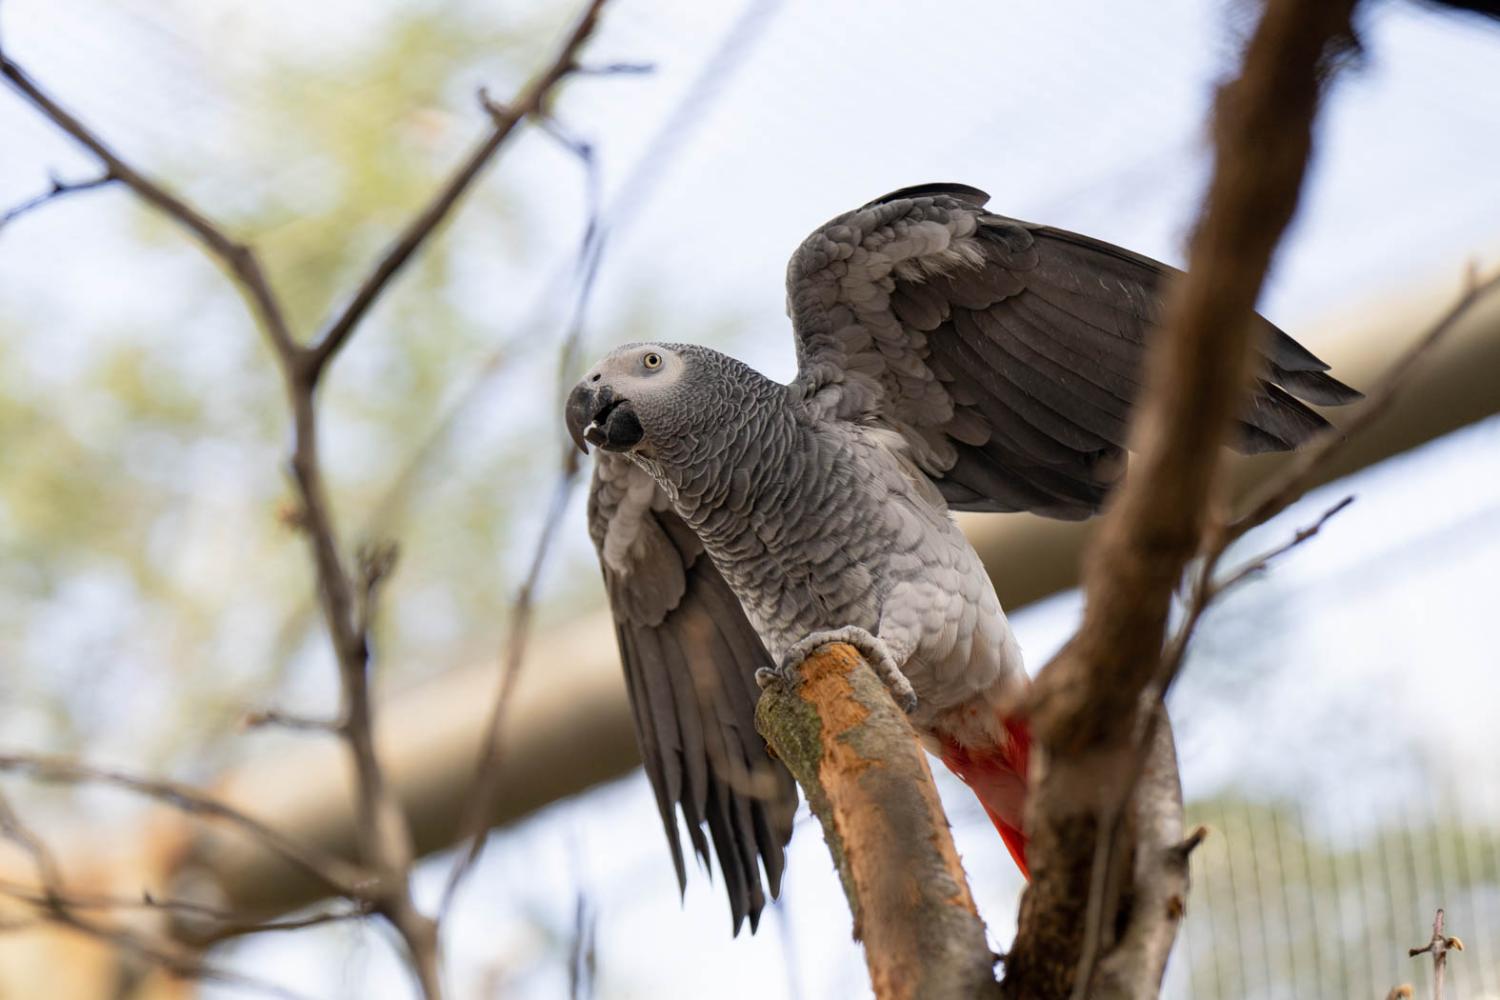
[565,382,597,454]
[565,382,644,454]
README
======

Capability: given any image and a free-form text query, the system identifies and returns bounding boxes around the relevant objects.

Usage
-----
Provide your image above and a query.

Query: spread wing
[785,183,1362,519]
[586,452,798,934]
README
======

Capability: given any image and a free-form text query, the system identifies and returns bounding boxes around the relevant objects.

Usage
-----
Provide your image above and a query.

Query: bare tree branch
[1409,908,1463,1000]
[1067,267,1500,982]
[0,56,300,360]
[756,644,999,1000]
[1225,264,1500,552]
[0,786,65,899]
[439,453,583,915]
[0,169,116,232]
[304,0,615,377]
[0,754,370,896]
[1156,261,1500,712]
[995,260,1495,1000]
[1005,1,1363,997]
[242,709,344,736]
[0,879,370,948]
[1,2,622,993]
[0,788,316,1000]
[439,100,611,917]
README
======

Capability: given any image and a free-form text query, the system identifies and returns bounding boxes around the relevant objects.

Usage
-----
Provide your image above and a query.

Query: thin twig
[438,98,611,918]
[352,0,759,542]
[1010,2,1363,996]
[1064,263,1499,999]
[350,102,604,543]
[0,785,65,893]
[1211,495,1355,594]
[567,891,598,1000]
[1,1,622,994]
[0,879,370,946]
[186,905,371,947]
[1161,495,1355,688]
[304,0,614,378]
[1155,265,1500,708]
[0,169,116,232]
[354,539,401,640]
[51,908,316,1000]
[572,60,655,75]
[0,754,371,896]
[438,453,583,915]
[0,790,312,1000]
[1409,908,1463,1000]
[44,910,317,1000]
[1227,264,1500,551]
[242,709,344,735]
[0,53,299,360]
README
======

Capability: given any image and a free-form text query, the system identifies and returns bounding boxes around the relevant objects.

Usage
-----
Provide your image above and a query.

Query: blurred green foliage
[0,1,630,777]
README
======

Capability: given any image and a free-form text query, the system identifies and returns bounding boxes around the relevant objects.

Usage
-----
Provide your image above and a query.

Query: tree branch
[1409,908,1463,1000]
[0,879,370,949]
[439,97,610,917]
[0,788,316,1000]
[755,644,999,1000]
[1006,1,1363,997]
[0,54,299,360]
[0,753,370,897]
[304,0,613,377]
[1153,262,1500,728]
[1,3,621,992]
[0,169,116,232]
[1225,263,1500,553]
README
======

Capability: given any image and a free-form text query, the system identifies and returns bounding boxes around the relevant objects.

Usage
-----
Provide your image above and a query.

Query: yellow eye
[643,351,663,370]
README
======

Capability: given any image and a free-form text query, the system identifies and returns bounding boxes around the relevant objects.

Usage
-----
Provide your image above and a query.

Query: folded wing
[587,453,798,933]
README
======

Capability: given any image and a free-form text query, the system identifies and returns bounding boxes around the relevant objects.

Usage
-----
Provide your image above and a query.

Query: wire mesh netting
[3,0,1499,997]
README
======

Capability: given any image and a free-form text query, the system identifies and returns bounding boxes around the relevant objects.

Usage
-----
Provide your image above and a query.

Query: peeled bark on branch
[755,644,999,1000]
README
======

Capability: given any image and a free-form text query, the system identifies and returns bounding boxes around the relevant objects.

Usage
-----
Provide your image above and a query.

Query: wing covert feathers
[786,184,1361,519]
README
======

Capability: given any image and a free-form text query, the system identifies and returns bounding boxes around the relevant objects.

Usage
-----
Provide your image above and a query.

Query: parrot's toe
[754,665,786,691]
[777,626,918,713]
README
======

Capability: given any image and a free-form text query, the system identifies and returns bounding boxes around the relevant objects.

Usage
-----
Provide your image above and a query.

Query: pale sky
[3,0,1499,997]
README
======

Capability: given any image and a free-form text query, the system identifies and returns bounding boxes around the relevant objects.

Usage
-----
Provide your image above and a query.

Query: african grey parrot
[565,183,1360,933]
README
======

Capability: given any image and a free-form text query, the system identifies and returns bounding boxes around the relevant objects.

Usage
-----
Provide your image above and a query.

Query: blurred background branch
[1,0,1498,996]
[1009,3,1362,995]
[0,0,623,995]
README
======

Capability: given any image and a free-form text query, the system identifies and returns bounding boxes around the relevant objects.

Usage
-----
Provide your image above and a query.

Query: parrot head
[566,342,689,455]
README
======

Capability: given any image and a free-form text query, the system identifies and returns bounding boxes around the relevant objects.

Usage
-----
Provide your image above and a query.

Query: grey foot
[764,626,918,713]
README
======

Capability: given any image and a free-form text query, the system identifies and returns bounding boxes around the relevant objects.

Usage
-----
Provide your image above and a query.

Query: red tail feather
[937,716,1032,879]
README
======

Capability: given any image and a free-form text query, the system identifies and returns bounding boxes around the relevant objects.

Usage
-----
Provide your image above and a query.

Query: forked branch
[1007,1,1364,997]
[0,1,619,994]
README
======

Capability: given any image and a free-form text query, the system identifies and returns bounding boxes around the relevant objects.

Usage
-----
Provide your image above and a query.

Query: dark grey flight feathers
[833,182,1360,520]
[571,183,1360,933]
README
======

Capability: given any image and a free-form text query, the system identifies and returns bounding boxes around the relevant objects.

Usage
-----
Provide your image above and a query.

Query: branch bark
[755,644,999,1000]
[1006,1,1362,997]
